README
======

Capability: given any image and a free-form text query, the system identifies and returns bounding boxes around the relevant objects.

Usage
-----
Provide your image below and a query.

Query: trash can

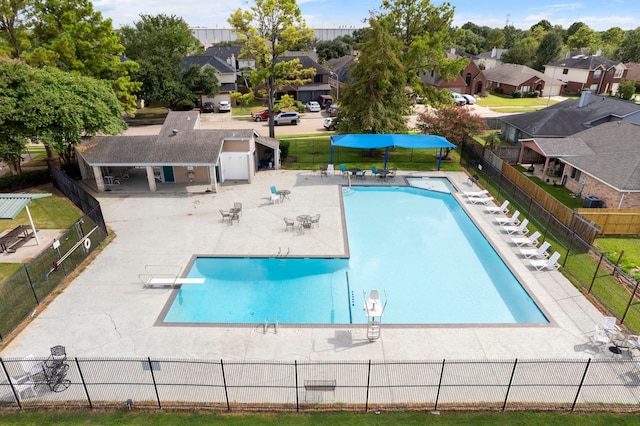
[583,195,602,208]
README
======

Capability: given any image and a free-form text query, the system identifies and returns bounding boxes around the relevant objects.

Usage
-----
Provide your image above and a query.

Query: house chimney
[172,129,178,135]
[578,90,591,108]
[595,49,601,57]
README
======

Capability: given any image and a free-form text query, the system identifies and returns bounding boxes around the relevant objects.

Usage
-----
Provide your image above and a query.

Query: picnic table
[0,225,31,253]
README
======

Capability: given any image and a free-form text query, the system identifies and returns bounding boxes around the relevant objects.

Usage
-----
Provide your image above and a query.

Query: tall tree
[120,14,202,107]
[600,27,625,59]
[567,25,601,53]
[456,28,484,55]
[415,107,485,157]
[501,37,538,67]
[617,27,640,62]
[483,28,505,50]
[335,18,409,134]
[0,0,32,57]
[534,31,563,71]
[228,0,315,138]
[377,0,467,91]
[502,25,524,49]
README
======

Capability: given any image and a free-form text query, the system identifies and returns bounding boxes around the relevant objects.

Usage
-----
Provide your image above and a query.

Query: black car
[201,102,215,113]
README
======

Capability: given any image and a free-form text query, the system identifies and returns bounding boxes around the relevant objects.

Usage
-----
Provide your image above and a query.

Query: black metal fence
[2,357,640,411]
[459,141,640,332]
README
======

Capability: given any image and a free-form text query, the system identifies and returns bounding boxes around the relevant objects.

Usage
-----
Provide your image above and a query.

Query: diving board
[142,277,205,288]
[139,264,205,288]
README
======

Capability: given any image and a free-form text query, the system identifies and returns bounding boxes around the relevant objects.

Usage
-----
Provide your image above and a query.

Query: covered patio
[518,137,594,184]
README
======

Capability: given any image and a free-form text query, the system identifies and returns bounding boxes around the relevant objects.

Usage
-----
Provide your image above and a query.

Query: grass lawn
[594,237,640,280]
[477,93,559,107]
[0,411,638,425]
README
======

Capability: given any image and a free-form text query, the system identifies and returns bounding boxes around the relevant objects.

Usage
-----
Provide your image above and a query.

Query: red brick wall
[563,167,640,208]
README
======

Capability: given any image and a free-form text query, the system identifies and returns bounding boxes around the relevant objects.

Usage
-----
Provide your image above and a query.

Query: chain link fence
[1,357,639,411]
[459,141,640,332]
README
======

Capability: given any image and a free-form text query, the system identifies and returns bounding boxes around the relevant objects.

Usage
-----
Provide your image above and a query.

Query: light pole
[547,63,565,106]
[330,72,339,100]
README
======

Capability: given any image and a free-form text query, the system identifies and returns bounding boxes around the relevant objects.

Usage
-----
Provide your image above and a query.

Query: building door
[162,166,175,182]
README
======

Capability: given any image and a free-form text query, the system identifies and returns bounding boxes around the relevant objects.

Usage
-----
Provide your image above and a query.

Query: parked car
[317,94,333,109]
[218,100,231,113]
[323,117,335,130]
[327,104,339,116]
[452,93,467,106]
[201,102,215,113]
[461,94,476,105]
[305,101,321,112]
[273,111,300,125]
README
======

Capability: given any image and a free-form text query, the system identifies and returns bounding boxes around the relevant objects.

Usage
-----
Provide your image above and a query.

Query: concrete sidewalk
[0,171,612,362]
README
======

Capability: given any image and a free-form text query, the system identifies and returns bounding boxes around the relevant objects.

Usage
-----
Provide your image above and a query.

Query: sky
[93,0,640,32]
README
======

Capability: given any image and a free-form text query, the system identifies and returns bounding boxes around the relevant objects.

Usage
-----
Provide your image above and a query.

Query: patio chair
[503,218,529,235]
[529,251,561,271]
[519,241,551,259]
[485,199,509,215]
[220,209,231,222]
[511,231,541,247]
[310,214,320,228]
[625,335,640,356]
[283,217,295,232]
[468,196,494,205]
[591,325,611,347]
[233,202,242,216]
[12,354,43,384]
[356,170,367,180]
[462,189,489,198]
[339,164,349,177]
[387,167,397,181]
[496,210,520,226]
[603,316,622,337]
[371,166,379,177]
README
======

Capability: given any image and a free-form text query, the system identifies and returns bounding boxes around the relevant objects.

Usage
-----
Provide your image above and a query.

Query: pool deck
[1,170,618,362]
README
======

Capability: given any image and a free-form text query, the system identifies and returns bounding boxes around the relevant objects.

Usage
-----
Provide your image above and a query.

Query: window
[465,73,472,86]
[562,68,568,75]
[571,168,581,181]
[589,84,598,91]
[593,70,602,79]
[614,68,624,78]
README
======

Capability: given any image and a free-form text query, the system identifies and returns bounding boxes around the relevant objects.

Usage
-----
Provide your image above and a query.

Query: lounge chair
[591,325,610,346]
[283,217,295,232]
[519,241,551,259]
[603,316,622,336]
[511,231,541,247]
[503,218,529,235]
[310,214,320,228]
[468,196,494,205]
[462,189,489,198]
[529,251,561,271]
[485,200,509,215]
[496,210,520,226]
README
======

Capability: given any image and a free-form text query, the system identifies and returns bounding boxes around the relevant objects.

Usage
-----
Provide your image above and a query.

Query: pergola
[330,134,457,170]
[0,193,52,245]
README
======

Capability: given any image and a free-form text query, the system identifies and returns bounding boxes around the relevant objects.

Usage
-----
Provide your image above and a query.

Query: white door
[220,152,249,181]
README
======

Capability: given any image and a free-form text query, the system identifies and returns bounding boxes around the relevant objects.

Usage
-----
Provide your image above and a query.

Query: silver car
[273,111,300,125]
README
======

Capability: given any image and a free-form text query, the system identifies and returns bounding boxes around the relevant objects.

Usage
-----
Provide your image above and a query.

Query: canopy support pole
[437,148,443,171]
[329,145,334,165]
[25,205,40,245]
[383,147,389,170]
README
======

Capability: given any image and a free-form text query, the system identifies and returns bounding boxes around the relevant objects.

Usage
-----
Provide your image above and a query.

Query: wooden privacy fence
[502,164,574,225]
[577,208,640,236]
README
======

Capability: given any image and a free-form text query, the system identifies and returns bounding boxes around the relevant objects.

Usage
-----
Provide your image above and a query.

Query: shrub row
[0,169,52,192]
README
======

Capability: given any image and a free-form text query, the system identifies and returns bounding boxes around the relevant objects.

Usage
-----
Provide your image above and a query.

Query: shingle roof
[477,49,508,59]
[558,121,640,191]
[204,46,241,59]
[182,56,235,73]
[77,112,257,166]
[482,64,548,86]
[501,96,640,137]
[547,55,621,71]
[528,137,594,157]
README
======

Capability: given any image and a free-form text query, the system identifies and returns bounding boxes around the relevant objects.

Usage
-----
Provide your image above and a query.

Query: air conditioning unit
[582,195,602,208]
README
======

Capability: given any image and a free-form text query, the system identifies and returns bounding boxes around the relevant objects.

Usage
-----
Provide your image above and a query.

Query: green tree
[534,31,563,71]
[531,20,552,32]
[181,65,219,103]
[455,29,484,55]
[335,18,409,135]
[501,37,538,67]
[567,25,601,52]
[23,0,140,112]
[0,0,32,57]
[483,28,505,50]
[120,14,202,107]
[228,0,315,138]
[502,25,524,49]
[415,106,485,157]
[600,27,625,59]
[566,21,586,42]
[617,27,640,62]
[615,80,636,101]
[316,38,352,61]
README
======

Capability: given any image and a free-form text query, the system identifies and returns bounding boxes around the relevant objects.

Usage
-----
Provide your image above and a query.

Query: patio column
[146,166,157,192]
[209,166,218,193]
[93,166,105,192]
[518,143,525,164]
[541,157,551,181]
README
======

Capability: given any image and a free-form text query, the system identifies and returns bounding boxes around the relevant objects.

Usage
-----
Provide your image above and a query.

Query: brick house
[544,55,627,96]
[481,64,548,97]
[419,48,486,96]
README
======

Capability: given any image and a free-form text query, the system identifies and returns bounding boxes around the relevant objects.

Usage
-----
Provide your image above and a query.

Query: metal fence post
[294,360,299,412]
[147,357,161,409]
[365,360,371,412]
[0,358,22,409]
[502,359,518,411]
[563,233,575,269]
[589,253,604,292]
[24,264,39,305]
[571,359,591,411]
[622,280,640,324]
[75,357,92,408]
[434,359,446,411]
[220,359,230,411]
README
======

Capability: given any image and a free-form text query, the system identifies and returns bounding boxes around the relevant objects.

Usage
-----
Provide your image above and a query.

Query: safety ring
[83,238,91,250]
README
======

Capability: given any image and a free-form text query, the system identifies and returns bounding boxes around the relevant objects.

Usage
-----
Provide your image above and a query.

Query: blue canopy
[330,134,456,170]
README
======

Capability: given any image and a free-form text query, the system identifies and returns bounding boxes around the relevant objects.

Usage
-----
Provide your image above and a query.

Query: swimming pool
[163,186,548,325]
[406,177,457,193]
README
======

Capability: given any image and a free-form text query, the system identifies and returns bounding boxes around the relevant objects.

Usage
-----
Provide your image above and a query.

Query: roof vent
[172,129,178,135]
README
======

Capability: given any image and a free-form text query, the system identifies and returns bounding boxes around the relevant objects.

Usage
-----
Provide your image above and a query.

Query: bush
[0,169,52,191]
[294,100,305,112]
[493,87,503,94]
[526,90,539,98]
[279,140,290,160]
[512,90,522,98]
[175,99,195,111]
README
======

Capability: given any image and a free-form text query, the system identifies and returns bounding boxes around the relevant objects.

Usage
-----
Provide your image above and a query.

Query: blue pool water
[163,186,548,325]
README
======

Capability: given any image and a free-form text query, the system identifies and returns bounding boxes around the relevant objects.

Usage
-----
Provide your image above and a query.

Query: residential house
[518,121,640,208]
[181,56,237,106]
[543,55,627,96]
[76,111,280,193]
[482,63,548,97]
[500,91,640,143]
[419,48,486,96]
[275,55,332,103]
[476,48,508,70]
[325,55,357,100]
[624,62,640,89]
[203,46,254,74]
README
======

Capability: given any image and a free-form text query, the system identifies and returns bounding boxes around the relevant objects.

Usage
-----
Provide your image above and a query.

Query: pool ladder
[263,317,278,334]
